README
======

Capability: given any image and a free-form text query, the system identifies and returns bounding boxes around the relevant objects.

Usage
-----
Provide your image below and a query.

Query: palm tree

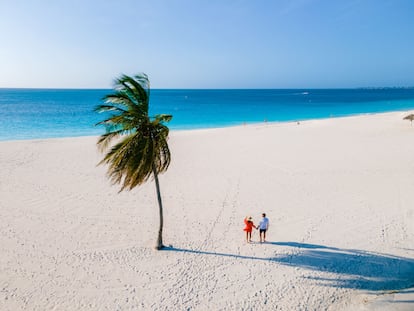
[95,73,172,250]
[403,113,414,126]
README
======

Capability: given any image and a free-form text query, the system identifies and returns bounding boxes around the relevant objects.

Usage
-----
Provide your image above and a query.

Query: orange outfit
[243,218,256,232]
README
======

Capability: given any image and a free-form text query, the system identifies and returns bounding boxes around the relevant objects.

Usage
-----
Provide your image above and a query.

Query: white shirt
[259,217,269,230]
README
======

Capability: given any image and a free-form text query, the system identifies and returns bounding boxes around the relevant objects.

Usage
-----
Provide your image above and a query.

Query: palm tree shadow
[164,242,414,292]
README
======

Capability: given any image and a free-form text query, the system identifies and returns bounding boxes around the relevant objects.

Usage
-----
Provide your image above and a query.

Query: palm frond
[115,74,149,113]
[94,103,128,114]
[403,114,414,120]
[103,91,146,118]
[96,129,127,153]
[153,114,173,124]
[95,73,172,192]
[103,92,135,108]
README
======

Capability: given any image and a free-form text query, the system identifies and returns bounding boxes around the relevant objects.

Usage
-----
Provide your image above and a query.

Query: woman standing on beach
[243,216,257,243]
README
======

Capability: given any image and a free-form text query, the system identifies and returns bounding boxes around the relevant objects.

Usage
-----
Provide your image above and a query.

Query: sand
[0,111,413,310]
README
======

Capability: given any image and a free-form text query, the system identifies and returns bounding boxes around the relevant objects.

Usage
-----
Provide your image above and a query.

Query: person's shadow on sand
[164,242,414,293]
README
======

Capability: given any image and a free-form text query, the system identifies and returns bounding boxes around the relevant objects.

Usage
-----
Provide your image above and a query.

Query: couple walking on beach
[244,213,269,243]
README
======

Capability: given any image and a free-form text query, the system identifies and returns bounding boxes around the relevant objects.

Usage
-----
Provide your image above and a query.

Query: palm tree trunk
[153,164,164,250]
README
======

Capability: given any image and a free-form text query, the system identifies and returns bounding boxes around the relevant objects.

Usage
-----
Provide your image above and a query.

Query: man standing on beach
[258,213,269,243]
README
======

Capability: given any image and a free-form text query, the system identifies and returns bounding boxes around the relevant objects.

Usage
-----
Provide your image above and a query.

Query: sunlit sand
[0,111,413,310]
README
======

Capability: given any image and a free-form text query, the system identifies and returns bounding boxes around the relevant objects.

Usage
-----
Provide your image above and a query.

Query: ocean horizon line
[1,86,414,91]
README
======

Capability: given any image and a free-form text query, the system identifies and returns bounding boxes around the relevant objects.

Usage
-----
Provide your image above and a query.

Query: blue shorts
[259,229,267,233]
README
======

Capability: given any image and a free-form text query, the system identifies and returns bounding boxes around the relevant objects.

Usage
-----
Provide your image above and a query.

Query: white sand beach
[1,111,413,310]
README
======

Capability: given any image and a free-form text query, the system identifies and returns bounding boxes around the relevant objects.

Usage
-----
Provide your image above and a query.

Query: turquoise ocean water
[1,88,414,141]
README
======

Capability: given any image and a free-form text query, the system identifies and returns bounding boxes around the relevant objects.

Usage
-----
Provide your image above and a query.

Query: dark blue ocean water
[1,88,414,141]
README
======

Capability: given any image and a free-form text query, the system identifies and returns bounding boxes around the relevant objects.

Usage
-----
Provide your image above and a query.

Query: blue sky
[0,0,413,88]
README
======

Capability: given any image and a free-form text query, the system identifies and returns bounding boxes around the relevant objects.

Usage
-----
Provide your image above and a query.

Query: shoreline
[1,111,413,310]
[1,109,414,143]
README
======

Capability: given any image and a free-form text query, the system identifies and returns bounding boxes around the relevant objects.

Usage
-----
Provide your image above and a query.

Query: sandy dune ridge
[0,112,413,310]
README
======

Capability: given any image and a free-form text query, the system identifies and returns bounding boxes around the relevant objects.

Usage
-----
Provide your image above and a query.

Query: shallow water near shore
[1,88,414,141]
